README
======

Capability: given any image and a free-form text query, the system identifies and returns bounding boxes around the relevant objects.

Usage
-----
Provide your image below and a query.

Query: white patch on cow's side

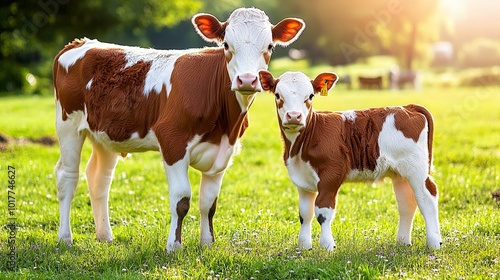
[188,134,238,176]
[123,48,201,96]
[86,130,160,154]
[286,153,320,192]
[86,78,93,90]
[71,110,160,153]
[341,110,357,122]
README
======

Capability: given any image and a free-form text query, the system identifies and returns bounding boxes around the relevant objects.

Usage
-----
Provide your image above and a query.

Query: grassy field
[0,84,499,279]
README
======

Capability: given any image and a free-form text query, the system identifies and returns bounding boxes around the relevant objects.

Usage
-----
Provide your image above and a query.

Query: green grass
[0,86,499,279]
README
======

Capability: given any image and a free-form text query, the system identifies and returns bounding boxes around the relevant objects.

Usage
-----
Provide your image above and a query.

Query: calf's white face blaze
[259,71,338,134]
[193,8,305,96]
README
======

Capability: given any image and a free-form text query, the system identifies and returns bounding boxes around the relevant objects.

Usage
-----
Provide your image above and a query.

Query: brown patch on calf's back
[394,106,426,143]
[342,109,386,171]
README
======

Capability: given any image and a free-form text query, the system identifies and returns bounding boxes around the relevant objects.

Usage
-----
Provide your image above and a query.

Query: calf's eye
[275,93,280,100]
[223,42,229,50]
[309,94,315,100]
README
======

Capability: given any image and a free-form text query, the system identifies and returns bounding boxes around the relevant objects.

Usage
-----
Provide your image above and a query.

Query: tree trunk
[406,20,418,71]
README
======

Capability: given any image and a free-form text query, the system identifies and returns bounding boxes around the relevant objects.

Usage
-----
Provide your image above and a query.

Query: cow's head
[259,71,338,133]
[193,8,305,95]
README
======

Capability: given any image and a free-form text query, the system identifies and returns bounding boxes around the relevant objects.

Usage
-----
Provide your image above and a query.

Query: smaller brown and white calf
[259,71,442,250]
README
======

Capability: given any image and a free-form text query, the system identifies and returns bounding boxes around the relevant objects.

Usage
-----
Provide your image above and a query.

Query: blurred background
[1,0,499,95]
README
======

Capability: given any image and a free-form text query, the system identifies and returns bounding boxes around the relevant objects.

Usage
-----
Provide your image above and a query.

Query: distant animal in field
[337,74,352,89]
[53,7,305,252]
[358,76,383,89]
[389,68,422,90]
[259,70,442,251]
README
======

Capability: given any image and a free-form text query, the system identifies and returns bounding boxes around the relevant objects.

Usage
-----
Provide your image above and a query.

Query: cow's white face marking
[223,12,274,94]
[193,8,305,98]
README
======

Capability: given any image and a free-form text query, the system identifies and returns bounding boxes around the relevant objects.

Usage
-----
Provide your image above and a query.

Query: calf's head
[259,71,338,132]
[193,8,305,95]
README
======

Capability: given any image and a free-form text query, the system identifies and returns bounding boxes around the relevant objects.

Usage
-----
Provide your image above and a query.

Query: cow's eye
[268,44,274,52]
[275,93,280,100]
[223,42,229,50]
[309,94,315,100]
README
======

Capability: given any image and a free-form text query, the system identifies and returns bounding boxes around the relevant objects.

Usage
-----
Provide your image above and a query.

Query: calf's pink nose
[286,111,302,123]
[236,73,259,92]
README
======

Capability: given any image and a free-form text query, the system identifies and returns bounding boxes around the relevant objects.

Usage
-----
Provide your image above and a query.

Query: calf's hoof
[166,241,182,253]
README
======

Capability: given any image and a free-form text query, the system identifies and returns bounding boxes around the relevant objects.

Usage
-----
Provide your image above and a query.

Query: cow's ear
[192,13,226,43]
[312,72,338,95]
[259,70,277,92]
[272,18,305,47]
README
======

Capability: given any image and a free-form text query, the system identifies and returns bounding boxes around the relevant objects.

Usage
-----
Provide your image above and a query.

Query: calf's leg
[315,187,340,251]
[391,176,417,246]
[86,141,118,242]
[297,188,316,249]
[407,175,442,249]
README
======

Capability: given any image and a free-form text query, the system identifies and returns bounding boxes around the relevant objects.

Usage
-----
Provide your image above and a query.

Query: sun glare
[440,0,467,20]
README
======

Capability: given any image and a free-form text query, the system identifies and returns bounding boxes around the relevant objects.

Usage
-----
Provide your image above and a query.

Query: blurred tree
[0,0,201,94]
[374,0,440,70]
[275,0,440,68]
[149,0,279,50]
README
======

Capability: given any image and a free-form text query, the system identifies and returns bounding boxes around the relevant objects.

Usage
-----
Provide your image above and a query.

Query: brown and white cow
[53,8,305,252]
[259,71,442,250]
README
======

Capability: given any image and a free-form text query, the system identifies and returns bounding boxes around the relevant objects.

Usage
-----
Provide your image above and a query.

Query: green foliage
[275,0,439,67]
[0,0,202,94]
[0,85,499,278]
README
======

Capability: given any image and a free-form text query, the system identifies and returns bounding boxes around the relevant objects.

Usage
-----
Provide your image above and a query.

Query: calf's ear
[272,18,305,46]
[192,13,226,43]
[259,71,277,92]
[312,72,338,95]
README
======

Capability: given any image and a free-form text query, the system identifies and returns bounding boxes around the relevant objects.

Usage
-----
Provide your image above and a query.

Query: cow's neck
[200,49,255,145]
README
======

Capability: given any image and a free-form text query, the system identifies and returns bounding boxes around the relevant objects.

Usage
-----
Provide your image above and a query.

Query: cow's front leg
[164,156,191,253]
[297,188,316,250]
[199,172,224,247]
[315,180,341,251]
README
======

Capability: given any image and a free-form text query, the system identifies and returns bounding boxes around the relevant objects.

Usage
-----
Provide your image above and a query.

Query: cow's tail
[409,104,434,173]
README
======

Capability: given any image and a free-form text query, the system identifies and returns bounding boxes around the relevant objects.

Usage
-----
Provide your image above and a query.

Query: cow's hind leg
[199,172,224,247]
[55,110,85,244]
[407,174,442,249]
[86,141,118,242]
[297,188,316,250]
[391,176,417,246]
[164,156,191,253]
